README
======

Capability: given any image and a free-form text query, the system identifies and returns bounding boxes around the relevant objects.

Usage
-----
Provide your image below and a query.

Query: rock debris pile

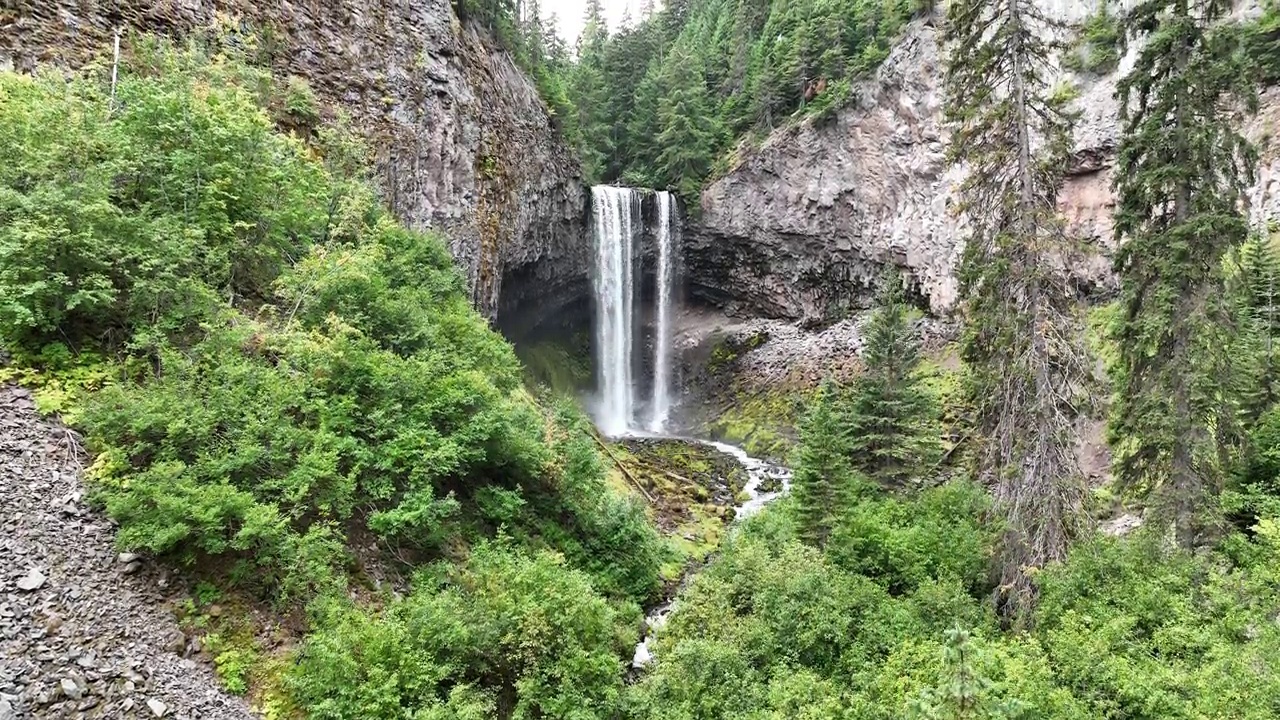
[0,385,254,719]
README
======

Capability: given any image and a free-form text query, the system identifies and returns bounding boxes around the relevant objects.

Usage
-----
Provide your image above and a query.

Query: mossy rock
[610,437,750,567]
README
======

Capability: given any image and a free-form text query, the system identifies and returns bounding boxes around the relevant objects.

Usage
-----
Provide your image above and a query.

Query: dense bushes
[630,498,1280,719]
[0,43,662,621]
[0,49,328,350]
[291,541,631,720]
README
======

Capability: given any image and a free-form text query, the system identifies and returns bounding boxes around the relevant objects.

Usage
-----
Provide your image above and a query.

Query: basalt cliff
[689,6,1280,321]
[2,0,586,328]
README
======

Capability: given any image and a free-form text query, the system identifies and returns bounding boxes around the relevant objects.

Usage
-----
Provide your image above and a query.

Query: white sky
[543,0,648,44]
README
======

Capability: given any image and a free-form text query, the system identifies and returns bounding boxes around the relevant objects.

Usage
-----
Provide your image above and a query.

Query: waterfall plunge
[589,186,680,436]
[648,191,677,432]
[591,186,638,436]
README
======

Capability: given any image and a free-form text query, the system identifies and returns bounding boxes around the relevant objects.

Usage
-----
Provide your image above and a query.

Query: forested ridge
[462,0,919,202]
[6,0,1280,718]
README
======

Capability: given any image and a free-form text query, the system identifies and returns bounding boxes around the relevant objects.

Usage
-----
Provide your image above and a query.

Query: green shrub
[629,497,1280,718]
[1035,533,1280,719]
[0,43,661,612]
[0,53,329,351]
[289,542,627,720]
[827,479,994,596]
[204,632,260,695]
[515,401,665,603]
[1063,5,1123,76]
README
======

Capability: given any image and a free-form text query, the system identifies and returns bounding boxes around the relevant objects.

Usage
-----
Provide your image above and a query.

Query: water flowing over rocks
[3,0,585,324]
[0,385,254,719]
[628,438,791,672]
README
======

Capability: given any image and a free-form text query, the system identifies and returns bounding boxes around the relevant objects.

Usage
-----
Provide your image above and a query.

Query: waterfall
[591,186,639,435]
[590,185,680,436]
[648,191,677,432]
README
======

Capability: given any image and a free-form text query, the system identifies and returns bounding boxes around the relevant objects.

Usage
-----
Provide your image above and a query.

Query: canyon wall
[1,0,586,324]
[691,6,1280,321]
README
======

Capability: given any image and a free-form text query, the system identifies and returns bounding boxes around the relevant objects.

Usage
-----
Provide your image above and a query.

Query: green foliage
[515,401,666,602]
[628,500,1055,719]
[289,542,628,720]
[569,0,913,201]
[1231,402,1280,520]
[1035,532,1280,719]
[1233,232,1280,420]
[1063,3,1123,75]
[515,333,592,395]
[945,0,1090,621]
[1109,0,1258,547]
[204,632,260,695]
[790,381,857,547]
[0,52,329,352]
[630,499,1280,719]
[839,274,943,487]
[1243,0,1280,85]
[827,479,993,596]
[910,628,1029,720]
[3,44,661,616]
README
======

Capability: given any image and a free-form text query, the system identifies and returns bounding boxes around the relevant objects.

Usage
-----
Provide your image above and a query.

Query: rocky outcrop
[1,0,585,322]
[692,6,1280,320]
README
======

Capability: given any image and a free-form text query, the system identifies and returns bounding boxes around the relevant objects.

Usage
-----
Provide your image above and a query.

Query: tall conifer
[841,272,943,487]
[1235,233,1280,419]
[1109,0,1256,548]
[944,0,1090,620]
[792,381,857,547]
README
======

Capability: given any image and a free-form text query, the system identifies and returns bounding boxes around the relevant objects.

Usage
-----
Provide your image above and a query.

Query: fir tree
[792,381,857,547]
[571,0,614,183]
[944,0,1090,621]
[910,628,1027,720]
[654,48,723,202]
[1236,232,1280,419]
[841,272,943,487]
[1109,0,1257,549]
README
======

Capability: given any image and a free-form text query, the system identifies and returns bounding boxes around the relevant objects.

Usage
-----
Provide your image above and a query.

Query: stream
[627,436,792,671]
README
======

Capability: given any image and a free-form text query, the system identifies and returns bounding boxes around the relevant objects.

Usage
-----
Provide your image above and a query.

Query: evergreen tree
[654,48,723,203]
[792,381,858,547]
[910,628,1027,720]
[944,0,1090,621]
[1109,0,1257,549]
[840,272,943,487]
[562,0,912,190]
[571,0,614,182]
[1236,232,1280,419]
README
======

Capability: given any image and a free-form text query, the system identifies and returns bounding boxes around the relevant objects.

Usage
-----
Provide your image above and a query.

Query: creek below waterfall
[583,184,794,673]
[614,432,792,672]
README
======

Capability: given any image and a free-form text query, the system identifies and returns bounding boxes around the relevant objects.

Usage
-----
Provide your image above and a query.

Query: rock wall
[1,0,586,322]
[692,5,1280,320]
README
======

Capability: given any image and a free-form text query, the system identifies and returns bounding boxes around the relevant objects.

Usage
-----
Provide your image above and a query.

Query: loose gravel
[0,384,255,719]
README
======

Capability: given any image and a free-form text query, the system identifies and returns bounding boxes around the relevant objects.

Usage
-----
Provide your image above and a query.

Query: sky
[544,0,648,45]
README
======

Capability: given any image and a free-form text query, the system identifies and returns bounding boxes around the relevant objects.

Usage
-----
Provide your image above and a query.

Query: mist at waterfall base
[589,185,679,437]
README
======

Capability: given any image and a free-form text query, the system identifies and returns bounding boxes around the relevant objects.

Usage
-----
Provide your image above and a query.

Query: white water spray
[648,191,677,432]
[591,186,639,435]
[590,186,681,436]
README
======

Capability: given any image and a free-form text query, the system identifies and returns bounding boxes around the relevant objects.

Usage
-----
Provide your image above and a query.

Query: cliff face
[2,0,586,323]
[692,6,1280,320]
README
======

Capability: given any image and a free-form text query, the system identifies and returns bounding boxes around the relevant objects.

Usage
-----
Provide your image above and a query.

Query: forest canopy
[470,0,918,203]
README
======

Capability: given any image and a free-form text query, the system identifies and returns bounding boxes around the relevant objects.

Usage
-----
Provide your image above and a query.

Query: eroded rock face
[693,10,1280,320]
[2,0,586,321]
